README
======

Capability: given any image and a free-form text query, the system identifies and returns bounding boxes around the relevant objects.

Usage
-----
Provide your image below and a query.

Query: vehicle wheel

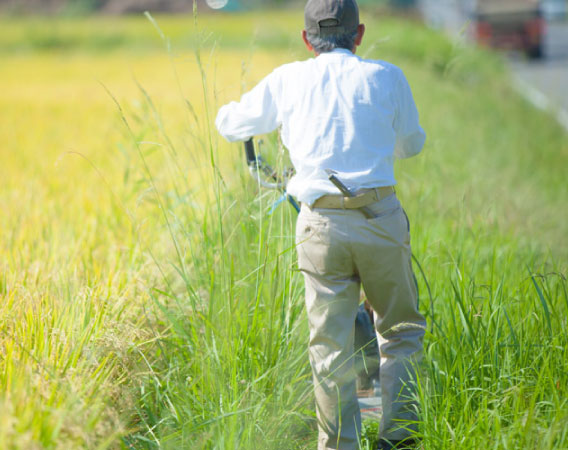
[527,43,544,60]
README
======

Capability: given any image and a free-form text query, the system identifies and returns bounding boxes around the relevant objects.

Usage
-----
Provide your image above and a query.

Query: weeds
[0,8,566,450]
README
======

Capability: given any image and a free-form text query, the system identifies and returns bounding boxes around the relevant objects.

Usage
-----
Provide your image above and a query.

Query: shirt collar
[317,48,355,57]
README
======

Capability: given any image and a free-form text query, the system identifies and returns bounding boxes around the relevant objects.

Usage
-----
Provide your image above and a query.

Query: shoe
[377,438,419,449]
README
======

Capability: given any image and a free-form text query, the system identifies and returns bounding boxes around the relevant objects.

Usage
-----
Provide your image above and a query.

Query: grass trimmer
[243,137,382,411]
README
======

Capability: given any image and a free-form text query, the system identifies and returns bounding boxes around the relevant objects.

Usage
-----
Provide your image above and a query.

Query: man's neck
[314,47,356,57]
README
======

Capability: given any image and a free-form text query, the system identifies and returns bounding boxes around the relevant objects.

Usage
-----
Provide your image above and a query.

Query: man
[215,1,427,448]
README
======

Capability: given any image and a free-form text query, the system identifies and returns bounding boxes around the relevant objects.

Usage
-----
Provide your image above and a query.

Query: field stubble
[0,9,567,450]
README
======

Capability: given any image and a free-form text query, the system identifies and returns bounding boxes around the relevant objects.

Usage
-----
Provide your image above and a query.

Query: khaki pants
[296,193,426,450]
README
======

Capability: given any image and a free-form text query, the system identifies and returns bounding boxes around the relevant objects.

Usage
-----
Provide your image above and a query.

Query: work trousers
[296,193,426,450]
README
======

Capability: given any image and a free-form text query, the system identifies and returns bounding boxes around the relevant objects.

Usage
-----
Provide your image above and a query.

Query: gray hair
[306,28,358,53]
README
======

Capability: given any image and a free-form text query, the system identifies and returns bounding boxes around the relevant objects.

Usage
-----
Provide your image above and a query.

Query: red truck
[467,0,546,59]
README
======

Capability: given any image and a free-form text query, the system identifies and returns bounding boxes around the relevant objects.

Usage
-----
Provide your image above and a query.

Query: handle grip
[244,138,257,166]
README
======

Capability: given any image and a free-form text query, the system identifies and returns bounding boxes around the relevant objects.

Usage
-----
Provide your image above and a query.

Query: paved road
[418,0,568,131]
[510,21,568,130]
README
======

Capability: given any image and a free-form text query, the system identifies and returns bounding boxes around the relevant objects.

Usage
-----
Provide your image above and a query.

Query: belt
[312,186,394,210]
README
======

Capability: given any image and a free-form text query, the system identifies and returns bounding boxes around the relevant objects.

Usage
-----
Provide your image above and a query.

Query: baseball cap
[304,0,360,37]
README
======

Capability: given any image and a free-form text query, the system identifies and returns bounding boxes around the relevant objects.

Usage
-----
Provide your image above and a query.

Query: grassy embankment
[0,10,567,450]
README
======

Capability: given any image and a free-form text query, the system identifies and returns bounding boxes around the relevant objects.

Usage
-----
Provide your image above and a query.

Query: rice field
[1,9,567,450]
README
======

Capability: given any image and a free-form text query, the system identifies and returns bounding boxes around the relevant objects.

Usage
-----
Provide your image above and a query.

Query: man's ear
[354,23,365,48]
[302,30,315,52]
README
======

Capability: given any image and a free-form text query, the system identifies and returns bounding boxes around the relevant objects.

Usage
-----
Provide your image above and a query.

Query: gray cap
[305,0,360,37]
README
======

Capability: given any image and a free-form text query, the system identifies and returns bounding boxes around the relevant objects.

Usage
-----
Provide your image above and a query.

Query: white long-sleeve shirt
[215,48,425,206]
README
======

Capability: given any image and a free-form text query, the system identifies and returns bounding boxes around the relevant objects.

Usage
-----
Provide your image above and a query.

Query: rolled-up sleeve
[215,71,280,142]
[393,70,425,159]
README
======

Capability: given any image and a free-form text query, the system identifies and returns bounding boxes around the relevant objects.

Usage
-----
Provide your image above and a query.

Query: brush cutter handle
[244,138,281,189]
[243,137,300,213]
[244,138,258,167]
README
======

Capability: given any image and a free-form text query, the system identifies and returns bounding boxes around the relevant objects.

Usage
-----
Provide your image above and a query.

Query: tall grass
[117,11,568,449]
[416,260,567,449]
[108,14,316,448]
[0,8,567,450]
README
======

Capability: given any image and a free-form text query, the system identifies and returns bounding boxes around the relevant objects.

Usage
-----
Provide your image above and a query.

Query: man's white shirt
[215,48,425,206]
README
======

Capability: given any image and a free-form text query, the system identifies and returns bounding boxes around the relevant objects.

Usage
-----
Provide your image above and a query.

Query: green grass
[0,8,567,450]
[0,12,301,54]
